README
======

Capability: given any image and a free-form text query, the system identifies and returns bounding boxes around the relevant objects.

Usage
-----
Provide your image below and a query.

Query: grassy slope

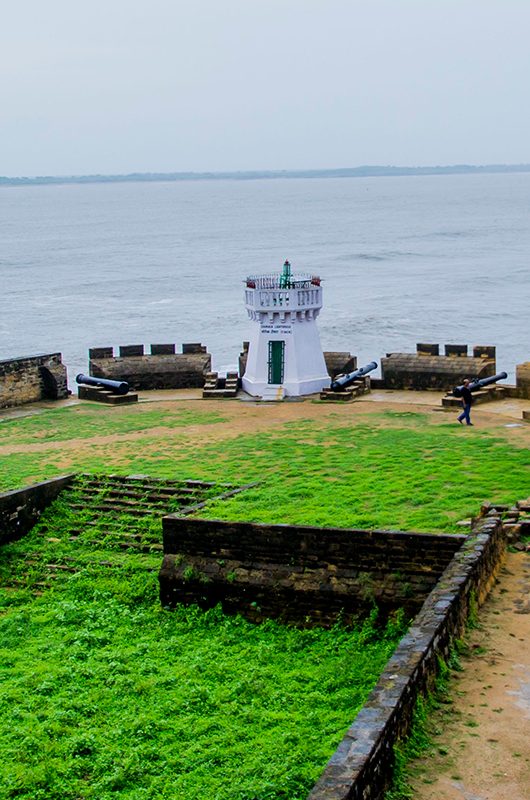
[0,403,528,799]
[1,405,528,531]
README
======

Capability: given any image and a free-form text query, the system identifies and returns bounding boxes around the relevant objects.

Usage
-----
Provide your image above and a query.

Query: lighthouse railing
[245,274,321,290]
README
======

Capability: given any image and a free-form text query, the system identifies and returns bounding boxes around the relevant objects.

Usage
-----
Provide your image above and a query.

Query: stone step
[80,473,217,489]
[80,478,201,495]
[69,502,168,517]
[442,386,506,408]
[75,488,195,504]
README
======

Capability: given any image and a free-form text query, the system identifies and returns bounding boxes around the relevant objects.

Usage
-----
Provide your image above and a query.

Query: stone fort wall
[88,343,211,390]
[379,343,497,391]
[0,353,69,409]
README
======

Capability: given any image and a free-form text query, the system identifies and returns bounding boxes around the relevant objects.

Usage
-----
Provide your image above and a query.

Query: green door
[268,340,285,384]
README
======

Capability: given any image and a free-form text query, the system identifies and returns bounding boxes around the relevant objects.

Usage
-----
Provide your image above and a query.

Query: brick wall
[381,350,496,390]
[0,353,69,408]
[0,475,75,545]
[88,343,211,390]
[159,518,466,622]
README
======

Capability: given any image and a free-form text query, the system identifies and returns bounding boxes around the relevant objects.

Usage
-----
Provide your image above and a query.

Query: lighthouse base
[242,375,330,399]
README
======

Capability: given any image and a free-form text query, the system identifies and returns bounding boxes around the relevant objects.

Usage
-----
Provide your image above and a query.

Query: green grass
[1,401,529,798]
[0,404,226,445]
[0,495,406,800]
[1,406,528,531]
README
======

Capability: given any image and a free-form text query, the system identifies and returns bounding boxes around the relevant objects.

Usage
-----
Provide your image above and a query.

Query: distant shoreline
[2,163,530,187]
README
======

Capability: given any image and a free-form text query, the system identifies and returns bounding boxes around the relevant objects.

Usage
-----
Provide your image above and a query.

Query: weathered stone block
[182,343,207,354]
[119,344,144,357]
[416,343,439,356]
[89,347,114,359]
[473,345,496,360]
[0,353,68,408]
[445,344,468,357]
[150,344,176,355]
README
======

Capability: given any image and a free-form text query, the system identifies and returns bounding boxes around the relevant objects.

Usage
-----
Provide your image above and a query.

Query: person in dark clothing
[457,378,473,425]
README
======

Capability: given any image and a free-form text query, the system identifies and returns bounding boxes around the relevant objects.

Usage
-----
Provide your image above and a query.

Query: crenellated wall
[88,343,211,390]
[380,343,496,390]
[0,353,69,408]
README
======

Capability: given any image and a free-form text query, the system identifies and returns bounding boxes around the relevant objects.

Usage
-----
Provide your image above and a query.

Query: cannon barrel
[331,361,378,391]
[453,371,507,398]
[76,373,130,396]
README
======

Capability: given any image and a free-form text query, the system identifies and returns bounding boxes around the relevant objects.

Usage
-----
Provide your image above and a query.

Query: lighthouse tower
[242,261,330,398]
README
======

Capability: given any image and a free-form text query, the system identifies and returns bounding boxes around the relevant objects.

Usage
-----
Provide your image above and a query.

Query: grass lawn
[0,400,528,799]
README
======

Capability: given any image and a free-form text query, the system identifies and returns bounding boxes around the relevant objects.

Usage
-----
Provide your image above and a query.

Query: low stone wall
[381,344,496,391]
[159,518,465,622]
[308,513,506,800]
[88,343,211,390]
[514,362,530,399]
[0,353,69,408]
[0,475,75,545]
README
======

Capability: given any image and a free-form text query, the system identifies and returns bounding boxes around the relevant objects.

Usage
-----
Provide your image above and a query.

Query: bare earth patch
[1,392,530,459]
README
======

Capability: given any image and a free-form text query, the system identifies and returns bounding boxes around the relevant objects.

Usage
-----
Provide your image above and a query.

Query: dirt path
[410,550,530,800]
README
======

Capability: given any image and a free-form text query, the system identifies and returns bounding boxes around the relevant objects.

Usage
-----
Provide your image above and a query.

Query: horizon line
[2,162,530,186]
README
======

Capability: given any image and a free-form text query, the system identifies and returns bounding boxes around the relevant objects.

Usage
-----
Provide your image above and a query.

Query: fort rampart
[378,343,497,391]
[88,343,211,390]
[0,353,69,408]
[1,341,529,410]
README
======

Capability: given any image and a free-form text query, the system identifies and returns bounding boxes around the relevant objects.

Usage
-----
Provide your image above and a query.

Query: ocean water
[1,173,529,383]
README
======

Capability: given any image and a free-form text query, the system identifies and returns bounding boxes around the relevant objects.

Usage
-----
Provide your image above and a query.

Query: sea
[1,172,529,384]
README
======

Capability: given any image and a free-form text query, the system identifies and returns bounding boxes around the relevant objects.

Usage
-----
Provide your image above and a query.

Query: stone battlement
[381,343,496,391]
[0,353,69,409]
[88,343,211,391]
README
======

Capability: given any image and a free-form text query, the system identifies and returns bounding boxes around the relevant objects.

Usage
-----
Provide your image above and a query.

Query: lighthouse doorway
[268,340,285,384]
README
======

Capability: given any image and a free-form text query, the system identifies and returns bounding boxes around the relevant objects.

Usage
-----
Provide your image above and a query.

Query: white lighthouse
[242,261,330,399]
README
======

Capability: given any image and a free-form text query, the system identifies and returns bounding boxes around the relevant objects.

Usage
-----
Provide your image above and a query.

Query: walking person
[457,378,473,426]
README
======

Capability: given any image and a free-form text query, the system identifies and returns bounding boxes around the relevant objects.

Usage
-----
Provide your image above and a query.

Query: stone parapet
[0,475,75,544]
[323,352,357,380]
[0,353,69,408]
[381,351,496,391]
[515,362,530,398]
[88,343,211,390]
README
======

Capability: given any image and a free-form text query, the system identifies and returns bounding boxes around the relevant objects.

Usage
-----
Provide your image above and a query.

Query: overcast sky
[2,0,529,176]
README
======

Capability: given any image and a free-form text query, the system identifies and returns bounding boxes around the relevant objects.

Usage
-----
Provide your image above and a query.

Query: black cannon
[331,361,378,391]
[76,373,130,396]
[453,371,507,398]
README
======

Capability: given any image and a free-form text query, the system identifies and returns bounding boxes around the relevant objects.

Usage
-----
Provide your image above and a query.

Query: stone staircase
[8,474,246,596]
[202,372,239,398]
[44,473,237,559]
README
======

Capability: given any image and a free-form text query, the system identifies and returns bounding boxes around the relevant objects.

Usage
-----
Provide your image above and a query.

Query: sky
[1,0,530,176]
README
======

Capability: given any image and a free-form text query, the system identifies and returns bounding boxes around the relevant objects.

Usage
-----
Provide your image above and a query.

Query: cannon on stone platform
[76,373,130,396]
[452,371,507,398]
[331,361,378,391]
